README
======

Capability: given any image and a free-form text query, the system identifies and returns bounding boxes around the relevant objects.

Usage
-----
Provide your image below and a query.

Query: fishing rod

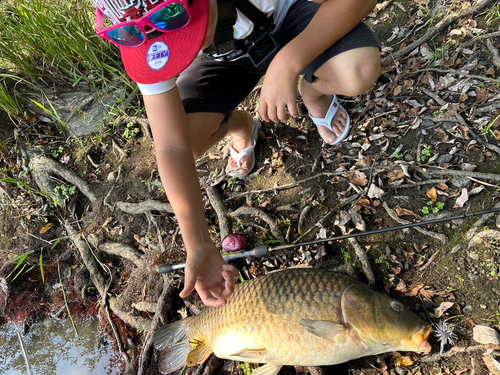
[156,206,500,274]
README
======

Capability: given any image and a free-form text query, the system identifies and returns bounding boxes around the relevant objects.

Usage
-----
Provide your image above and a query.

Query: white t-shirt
[138,0,296,95]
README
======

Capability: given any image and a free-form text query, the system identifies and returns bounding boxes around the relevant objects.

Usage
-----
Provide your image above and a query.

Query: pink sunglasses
[96,0,191,48]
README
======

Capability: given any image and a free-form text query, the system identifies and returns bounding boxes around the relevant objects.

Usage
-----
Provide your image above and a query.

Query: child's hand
[179,244,239,307]
[258,54,300,123]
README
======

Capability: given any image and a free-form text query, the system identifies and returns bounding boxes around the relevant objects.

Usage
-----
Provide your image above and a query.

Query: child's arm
[143,87,238,306]
[259,0,378,122]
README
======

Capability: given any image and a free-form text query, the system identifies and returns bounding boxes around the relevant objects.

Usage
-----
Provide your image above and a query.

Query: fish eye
[391,301,404,312]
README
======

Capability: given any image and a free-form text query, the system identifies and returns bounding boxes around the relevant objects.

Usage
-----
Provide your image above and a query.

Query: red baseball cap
[95,0,209,84]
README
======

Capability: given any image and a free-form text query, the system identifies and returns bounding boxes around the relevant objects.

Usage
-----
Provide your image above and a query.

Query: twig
[298,205,311,235]
[104,305,129,362]
[418,249,440,272]
[380,179,448,189]
[405,68,500,84]
[382,202,447,243]
[382,0,496,63]
[16,327,33,375]
[205,186,232,240]
[411,165,500,182]
[58,261,79,338]
[293,194,362,243]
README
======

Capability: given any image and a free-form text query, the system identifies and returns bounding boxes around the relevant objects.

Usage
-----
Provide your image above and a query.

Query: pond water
[0,317,121,375]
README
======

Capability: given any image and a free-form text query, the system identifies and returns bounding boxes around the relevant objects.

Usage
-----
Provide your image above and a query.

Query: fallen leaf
[388,169,405,181]
[437,182,449,190]
[454,188,469,208]
[435,301,456,318]
[469,186,485,196]
[483,356,500,375]
[427,187,438,202]
[367,184,385,199]
[347,171,368,186]
[396,208,417,217]
[473,325,500,345]
[39,223,53,234]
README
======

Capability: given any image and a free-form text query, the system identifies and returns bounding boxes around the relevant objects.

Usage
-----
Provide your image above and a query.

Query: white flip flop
[309,95,350,146]
[225,118,261,178]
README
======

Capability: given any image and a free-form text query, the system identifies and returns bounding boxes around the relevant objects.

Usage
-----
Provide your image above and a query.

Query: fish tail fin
[158,341,191,374]
[152,318,192,374]
[152,318,190,351]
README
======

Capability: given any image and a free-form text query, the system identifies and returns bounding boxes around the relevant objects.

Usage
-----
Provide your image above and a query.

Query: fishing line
[157,206,500,274]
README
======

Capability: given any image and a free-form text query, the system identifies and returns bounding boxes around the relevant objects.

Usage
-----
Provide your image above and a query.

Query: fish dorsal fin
[186,341,213,367]
[252,364,283,375]
[230,348,268,359]
[299,318,348,344]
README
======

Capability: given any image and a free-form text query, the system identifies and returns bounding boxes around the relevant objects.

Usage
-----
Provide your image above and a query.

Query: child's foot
[305,94,349,144]
[226,118,261,178]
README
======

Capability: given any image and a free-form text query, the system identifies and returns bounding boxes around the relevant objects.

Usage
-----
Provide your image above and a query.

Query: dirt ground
[1,0,500,374]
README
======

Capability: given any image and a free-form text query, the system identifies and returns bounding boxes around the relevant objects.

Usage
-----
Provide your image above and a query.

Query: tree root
[382,202,447,243]
[115,199,174,214]
[137,275,174,375]
[29,154,97,204]
[228,206,285,242]
[99,242,146,268]
[205,186,232,241]
[347,236,375,287]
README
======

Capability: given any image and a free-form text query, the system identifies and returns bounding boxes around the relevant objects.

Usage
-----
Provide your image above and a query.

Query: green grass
[0,0,131,117]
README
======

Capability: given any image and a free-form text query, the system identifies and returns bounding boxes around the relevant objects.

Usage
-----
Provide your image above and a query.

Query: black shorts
[177,0,381,120]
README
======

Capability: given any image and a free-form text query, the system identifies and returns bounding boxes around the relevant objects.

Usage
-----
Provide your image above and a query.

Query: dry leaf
[396,208,417,217]
[358,198,371,206]
[473,325,500,345]
[454,188,469,208]
[437,183,449,190]
[460,163,477,171]
[102,217,113,228]
[347,171,368,186]
[388,169,405,181]
[427,187,438,202]
[39,223,53,234]
[483,356,500,375]
[367,184,385,199]
[392,353,414,367]
[435,301,456,318]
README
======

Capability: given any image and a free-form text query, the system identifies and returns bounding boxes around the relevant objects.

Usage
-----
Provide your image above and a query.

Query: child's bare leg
[299,46,380,144]
[187,110,255,174]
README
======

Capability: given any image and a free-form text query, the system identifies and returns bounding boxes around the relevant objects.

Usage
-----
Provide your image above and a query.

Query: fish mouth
[411,326,433,354]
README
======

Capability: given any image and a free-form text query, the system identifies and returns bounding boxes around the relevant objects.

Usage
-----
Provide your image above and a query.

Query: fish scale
[153,268,432,374]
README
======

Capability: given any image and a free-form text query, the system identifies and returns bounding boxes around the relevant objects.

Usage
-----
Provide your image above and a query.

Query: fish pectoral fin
[252,364,282,375]
[230,348,268,359]
[186,341,213,367]
[299,318,348,343]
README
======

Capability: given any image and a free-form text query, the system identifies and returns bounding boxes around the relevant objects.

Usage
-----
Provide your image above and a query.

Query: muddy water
[0,318,121,374]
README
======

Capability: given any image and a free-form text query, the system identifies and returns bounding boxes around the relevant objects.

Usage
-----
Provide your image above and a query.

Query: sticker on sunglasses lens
[147,41,170,70]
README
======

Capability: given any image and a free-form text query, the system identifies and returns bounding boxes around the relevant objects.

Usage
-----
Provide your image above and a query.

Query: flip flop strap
[228,144,256,167]
[308,95,339,133]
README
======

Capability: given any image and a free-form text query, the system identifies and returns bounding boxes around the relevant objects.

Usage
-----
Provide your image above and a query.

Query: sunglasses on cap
[96,0,191,48]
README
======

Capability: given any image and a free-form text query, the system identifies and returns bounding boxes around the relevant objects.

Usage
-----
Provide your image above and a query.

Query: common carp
[152,268,432,375]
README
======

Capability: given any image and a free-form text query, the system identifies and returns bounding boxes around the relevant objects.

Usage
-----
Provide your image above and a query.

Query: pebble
[468,273,478,281]
[436,154,454,165]
[469,252,479,261]
[404,153,415,162]
[463,305,473,314]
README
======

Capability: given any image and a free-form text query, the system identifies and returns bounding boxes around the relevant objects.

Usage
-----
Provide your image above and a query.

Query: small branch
[382,202,447,243]
[411,165,500,183]
[293,194,362,243]
[382,0,496,63]
[104,165,121,211]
